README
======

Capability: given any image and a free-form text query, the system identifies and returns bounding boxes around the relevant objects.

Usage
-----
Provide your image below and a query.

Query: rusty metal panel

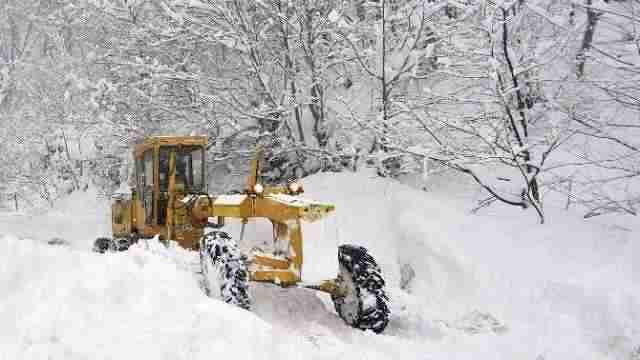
[111,199,132,237]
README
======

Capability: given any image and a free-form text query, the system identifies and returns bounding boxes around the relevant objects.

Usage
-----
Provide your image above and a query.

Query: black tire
[331,245,390,333]
[114,237,132,251]
[199,230,251,310]
[92,237,112,253]
[92,237,133,253]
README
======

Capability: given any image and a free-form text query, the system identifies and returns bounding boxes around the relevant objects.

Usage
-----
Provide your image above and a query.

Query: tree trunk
[301,4,328,148]
[309,78,327,147]
[62,130,79,191]
[576,0,600,79]
[379,0,390,153]
[500,8,542,216]
[277,1,305,144]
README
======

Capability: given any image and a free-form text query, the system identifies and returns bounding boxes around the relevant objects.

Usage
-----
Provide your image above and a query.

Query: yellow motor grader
[93,136,389,333]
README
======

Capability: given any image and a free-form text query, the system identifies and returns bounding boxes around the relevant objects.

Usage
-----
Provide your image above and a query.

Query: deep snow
[0,170,637,360]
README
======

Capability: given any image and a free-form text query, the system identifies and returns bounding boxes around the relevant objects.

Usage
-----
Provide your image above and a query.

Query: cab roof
[133,136,208,157]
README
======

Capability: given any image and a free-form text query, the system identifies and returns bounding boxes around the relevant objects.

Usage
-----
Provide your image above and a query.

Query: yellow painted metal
[245,148,263,191]
[248,221,302,279]
[132,199,144,234]
[287,220,304,273]
[206,195,334,223]
[253,255,290,270]
[298,279,343,296]
[111,199,132,237]
[115,135,338,287]
[251,269,299,286]
[193,193,335,225]
[212,196,251,218]
[153,142,160,227]
[249,197,304,223]
[317,279,340,295]
[167,151,177,242]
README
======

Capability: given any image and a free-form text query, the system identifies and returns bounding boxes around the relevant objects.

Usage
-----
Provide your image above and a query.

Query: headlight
[253,183,264,194]
[288,182,300,193]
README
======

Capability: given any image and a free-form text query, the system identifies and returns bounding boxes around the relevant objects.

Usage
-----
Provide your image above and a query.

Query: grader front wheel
[199,230,251,310]
[331,245,390,334]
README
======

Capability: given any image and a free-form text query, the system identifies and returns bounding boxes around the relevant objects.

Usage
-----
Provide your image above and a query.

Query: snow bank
[0,169,637,360]
[0,236,321,360]
[300,169,639,360]
[0,187,110,250]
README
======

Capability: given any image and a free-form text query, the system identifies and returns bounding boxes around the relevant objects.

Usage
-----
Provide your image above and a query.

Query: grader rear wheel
[92,237,133,253]
[331,245,390,333]
[199,230,251,310]
[92,237,112,253]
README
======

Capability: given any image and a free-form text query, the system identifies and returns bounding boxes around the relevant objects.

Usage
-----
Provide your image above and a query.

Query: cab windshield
[159,146,205,192]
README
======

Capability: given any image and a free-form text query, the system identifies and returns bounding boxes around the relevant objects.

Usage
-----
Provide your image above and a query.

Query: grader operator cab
[94,136,389,333]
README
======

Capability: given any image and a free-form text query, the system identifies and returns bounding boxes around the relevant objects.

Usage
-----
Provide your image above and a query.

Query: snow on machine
[94,136,389,333]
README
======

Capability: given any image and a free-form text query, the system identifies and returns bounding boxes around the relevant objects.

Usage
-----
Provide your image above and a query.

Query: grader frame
[110,136,335,288]
[102,136,389,333]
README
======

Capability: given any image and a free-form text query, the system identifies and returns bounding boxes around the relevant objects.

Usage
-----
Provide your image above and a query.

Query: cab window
[144,150,154,187]
[190,147,204,190]
[136,157,144,199]
[177,146,204,191]
[159,147,170,190]
[143,150,154,224]
[158,146,204,192]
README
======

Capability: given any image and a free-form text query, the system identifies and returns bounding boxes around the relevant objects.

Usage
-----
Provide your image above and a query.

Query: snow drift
[0,236,319,360]
[0,169,637,360]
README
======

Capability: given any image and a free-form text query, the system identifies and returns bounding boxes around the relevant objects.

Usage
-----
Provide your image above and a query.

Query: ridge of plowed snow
[0,236,320,360]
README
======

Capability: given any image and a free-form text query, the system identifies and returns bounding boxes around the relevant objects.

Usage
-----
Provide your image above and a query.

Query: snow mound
[300,170,639,359]
[0,186,110,250]
[0,169,637,360]
[0,236,320,360]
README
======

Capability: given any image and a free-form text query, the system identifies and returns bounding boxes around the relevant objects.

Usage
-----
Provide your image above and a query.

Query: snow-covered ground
[0,170,637,360]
